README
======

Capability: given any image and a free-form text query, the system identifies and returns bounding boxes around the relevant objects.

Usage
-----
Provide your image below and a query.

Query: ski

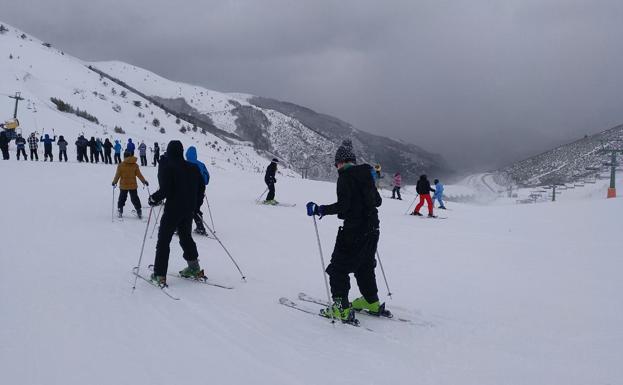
[278,297,373,331]
[147,265,233,289]
[298,292,414,324]
[132,267,180,300]
[256,201,297,208]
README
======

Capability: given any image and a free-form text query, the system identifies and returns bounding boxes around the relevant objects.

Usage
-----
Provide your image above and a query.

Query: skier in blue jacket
[433,179,446,209]
[113,140,122,164]
[186,146,210,235]
[126,138,135,155]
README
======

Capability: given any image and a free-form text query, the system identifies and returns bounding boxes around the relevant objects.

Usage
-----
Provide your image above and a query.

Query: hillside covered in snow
[498,123,623,186]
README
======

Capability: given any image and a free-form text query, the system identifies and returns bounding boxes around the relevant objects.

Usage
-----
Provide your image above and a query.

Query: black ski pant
[90,149,97,163]
[104,151,112,164]
[325,225,380,306]
[140,155,147,166]
[114,153,121,164]
[44,147,53,162]
[117,189,142,213]
[266,182,275,201]
[17,148,27,160]
[0,146,8,160]
[77,148,87,162]
[153,212,199,276]
[30,149,38,161]
[193,210,206,233]
[392,187,401,199]
[59,150,67,162]
[153,153,159,166]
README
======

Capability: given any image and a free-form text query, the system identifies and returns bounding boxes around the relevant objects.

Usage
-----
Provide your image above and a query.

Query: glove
[112,183,116,187]
[143,181,149,186]
[148,195,161,207]
[306,202,324,217]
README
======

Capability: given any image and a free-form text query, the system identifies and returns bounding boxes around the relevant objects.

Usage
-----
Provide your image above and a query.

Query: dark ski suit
[265,161,277,201]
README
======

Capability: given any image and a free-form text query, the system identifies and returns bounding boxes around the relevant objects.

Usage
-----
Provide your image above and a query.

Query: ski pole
[205,195,215,233]
[132,206,154,291]
[200,217,246,281]
[112,186,116,222]
[312,216,335,324]
[255,187,269,203]
[150,203,164,239]
[405,196,417,215]
[376,250,393,299]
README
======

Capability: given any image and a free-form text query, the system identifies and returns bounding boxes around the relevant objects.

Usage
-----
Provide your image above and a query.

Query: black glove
[148,195,161,207]
[112,183,116,187]
[143,181,149,186]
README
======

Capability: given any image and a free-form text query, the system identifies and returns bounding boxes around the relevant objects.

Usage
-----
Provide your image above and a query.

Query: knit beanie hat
[334,139,356,166]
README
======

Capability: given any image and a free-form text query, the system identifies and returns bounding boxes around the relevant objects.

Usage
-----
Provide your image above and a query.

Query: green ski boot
[319,298,358,324]
[352,296,392,318]
[150,274,167,287]
[179,266,205,279]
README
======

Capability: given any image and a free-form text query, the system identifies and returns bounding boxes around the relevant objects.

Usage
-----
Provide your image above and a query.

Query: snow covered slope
[499,124,623,186]
[1,158,622,385]
[0,22,295,177]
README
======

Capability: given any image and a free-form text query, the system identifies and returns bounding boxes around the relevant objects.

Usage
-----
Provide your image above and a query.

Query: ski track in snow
[0,160,622,385]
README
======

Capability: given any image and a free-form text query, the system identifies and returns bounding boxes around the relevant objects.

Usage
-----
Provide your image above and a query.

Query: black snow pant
[391,187,401,200]
[325,225,380,306]
[30,149,38,161]
[44,147,53,162]
[117,189,142,213]
[77,148,87,162]
[153,212,199,276]
[90,149,97,163]
[17,148,27,160]
[266,182,275,201]
[193,210,206,233]
[104,151,112,164]
[114,153,121,164]
[140,155,147,166]
[0,146,8,160]
[153,153,159,166]
[59,150,67,162]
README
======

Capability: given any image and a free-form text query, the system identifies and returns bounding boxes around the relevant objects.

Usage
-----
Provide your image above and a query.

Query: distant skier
[15,134,27,160]
[40,133,56,162]
[148,140,206,286]
[374,163,382,188]
[306,139,386,323]
[0,131,9,160]
[411,174,436,217]
[57,135,68,162]
[96,138,104,163]
[263,158,279,205]
[27,132,39,161]
[138,141,148,166]
[103,138,113,164]
[112,150,148,218]
[152,142,160,166]
[113,140,122,164]
[88,137,97,163]
[126,138,135,155]
[391,172,402,200]
[75,135,88,162]
[186,146,210,235]
[433,179,446,209]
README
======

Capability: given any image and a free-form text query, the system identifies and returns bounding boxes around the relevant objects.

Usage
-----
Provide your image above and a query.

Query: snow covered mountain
[498,124,623,186]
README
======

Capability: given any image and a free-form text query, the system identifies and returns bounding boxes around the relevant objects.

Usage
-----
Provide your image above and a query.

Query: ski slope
[1,159,621,385]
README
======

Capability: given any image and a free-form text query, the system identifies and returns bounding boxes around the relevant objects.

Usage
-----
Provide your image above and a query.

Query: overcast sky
[3,0,623,171]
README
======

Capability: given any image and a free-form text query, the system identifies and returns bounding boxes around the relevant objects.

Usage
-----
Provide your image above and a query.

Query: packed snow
[0,156,621,385]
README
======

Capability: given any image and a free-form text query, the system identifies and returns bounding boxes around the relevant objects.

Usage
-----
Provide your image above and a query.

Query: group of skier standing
[0,131,161,166]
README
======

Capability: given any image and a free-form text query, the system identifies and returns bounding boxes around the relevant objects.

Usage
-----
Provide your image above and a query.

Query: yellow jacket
[112,156,146,190]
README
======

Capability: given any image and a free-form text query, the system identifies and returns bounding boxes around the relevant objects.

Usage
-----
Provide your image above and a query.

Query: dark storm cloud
[3,0,623,171]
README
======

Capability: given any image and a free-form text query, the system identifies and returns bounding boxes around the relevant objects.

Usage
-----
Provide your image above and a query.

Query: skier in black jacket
[411,174,436,217]
[263,158,279,204]
[103,139,113,164]
[306,139,386,324]
[0,131,9,160]
[148,140,206,286]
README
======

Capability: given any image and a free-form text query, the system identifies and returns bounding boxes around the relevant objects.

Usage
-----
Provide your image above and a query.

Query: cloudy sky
[3,0,623,171]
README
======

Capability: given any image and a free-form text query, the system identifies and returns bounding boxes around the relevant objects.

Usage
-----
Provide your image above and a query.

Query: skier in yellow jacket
[112,150,149,218]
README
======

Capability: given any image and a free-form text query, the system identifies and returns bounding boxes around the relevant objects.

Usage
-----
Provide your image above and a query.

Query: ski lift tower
[599,146,623,198]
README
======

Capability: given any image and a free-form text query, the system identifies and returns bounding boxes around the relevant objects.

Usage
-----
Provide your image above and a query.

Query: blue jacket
[186,146,210,185]
[113,141,122,154]
[126,139,135,152]
[40,134,56,147]
[434,182,444,198]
